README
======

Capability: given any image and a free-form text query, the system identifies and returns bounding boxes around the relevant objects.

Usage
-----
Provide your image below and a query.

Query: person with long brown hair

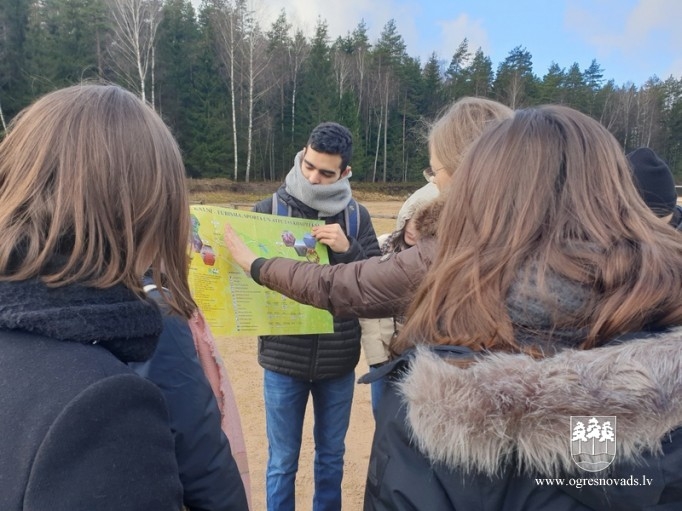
[365,105,682,510]
[0,84,194,510]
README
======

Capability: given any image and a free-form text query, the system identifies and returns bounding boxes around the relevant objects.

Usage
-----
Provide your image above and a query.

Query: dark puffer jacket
[364,330,682,511]
[252,186,380,380]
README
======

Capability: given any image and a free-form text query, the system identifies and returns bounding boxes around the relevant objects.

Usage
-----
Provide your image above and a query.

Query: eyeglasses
[422,166,446,182]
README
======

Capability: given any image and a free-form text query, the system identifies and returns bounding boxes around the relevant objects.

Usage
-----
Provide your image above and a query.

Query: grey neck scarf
[284,150,353,218]
[505,262,593,352]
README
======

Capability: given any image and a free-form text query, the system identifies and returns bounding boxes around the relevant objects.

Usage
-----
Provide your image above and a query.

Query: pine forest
[1,0,681,181]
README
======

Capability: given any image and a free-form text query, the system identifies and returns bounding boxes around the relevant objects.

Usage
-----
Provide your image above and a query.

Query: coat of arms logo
[570,416,616,472]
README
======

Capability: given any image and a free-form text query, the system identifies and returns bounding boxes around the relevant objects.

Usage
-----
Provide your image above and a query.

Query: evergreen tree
[493,45,536,108]
[265,10,293,177]
[1,5,678,182]
[0,0,30,120]
[539,62,565,104]
[398,55,429,181]
[185,0,232,177]
[421,53,444,118]
[155,0,202,173]
[371,19,408,181]
[296,18,335,138]
[582,58,605,115]
[563,62,587,111]
[24,0,107,94]
[465,48,493,97]
[444,38,469,100]
[661,77,682,178]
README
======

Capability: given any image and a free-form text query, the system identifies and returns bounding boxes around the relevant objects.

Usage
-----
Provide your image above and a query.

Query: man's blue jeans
[263,369,355,511]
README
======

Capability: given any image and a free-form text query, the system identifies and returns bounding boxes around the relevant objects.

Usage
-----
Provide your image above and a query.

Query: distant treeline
[1,0,681,181]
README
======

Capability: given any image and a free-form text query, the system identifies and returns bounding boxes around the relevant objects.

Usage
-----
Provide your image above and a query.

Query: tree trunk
[245,33,254,183]
[151,45,155,109]
[109,0,162,104]
[0,97,6,132]
[229,15,239,180]
[382,76,388,182]
[402,102,406,181]
[373,109,382,182]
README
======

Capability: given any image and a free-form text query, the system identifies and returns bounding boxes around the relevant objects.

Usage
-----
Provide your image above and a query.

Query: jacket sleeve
[24,374,183,511]
[359,317,394,366]
[254,237,436,319]
[131,315,248,511]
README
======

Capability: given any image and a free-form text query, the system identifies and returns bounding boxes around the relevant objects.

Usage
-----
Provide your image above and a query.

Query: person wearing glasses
[359,181,439,419]
[223,97,512,337]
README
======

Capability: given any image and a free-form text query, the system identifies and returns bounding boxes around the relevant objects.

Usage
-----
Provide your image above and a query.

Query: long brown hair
[395,105,682,355]
[0,84,195,318]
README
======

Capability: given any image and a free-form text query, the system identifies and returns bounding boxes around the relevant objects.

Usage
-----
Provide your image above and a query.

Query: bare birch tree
[382,72,390,181]
[636,78,665,147]
[371,19,404,181]
[598,83,620,131]
[242,14,272,182]
[108,0,163,105]
[213,0,244,179]
[333,41,352,100]
[619,84,637,148]
[372,111,382,182]
[289,30,309,143]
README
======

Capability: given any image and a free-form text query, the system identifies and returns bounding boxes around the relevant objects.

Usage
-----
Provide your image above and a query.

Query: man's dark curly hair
[307,122,353,171]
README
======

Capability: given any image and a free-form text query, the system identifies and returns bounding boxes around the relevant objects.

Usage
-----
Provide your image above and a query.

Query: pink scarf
[189,309,252,509]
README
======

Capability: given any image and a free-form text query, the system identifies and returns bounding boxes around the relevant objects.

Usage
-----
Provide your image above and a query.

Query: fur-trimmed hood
[413,196,443,239]
[399,328,682,477]
[395,182,439,232]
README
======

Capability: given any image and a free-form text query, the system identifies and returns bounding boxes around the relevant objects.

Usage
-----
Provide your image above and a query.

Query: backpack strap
[344,198,360,238]
[272,192,290,216]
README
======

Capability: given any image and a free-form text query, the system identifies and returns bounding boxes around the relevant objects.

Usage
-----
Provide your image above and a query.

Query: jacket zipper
[308,334,319,381]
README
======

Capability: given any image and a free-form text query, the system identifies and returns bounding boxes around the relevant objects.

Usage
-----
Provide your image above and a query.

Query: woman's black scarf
[0,279,162,362]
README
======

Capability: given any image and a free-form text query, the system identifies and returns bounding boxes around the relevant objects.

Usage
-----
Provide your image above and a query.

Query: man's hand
[311,223,350,253]
[223,223,258,271]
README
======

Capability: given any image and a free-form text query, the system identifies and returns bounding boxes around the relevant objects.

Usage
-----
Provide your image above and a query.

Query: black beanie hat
[627,147,677,218]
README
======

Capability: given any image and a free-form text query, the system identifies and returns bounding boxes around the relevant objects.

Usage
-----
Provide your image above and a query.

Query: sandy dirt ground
[215,201,402,511]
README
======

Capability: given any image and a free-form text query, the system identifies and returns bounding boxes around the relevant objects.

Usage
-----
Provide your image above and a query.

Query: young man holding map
[251,122,380,511]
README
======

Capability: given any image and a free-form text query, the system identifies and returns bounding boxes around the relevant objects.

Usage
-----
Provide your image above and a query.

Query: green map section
[189,205,334,337]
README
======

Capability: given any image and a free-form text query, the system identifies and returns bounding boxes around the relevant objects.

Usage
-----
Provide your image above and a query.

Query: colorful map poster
[188,205,334,337]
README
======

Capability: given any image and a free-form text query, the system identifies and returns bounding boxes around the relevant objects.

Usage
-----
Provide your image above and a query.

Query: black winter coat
[365,331,682,511]
[0,280,183,511]
[252,186,380,380]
